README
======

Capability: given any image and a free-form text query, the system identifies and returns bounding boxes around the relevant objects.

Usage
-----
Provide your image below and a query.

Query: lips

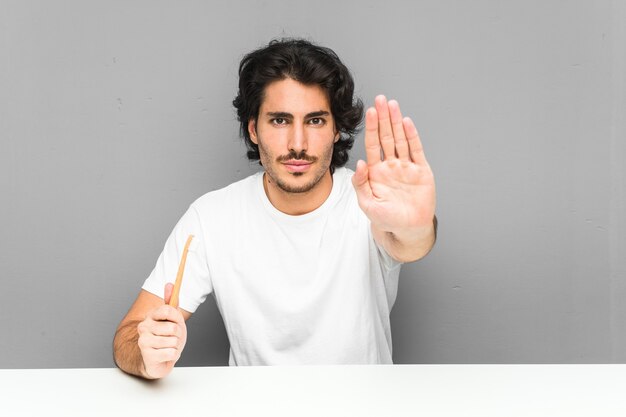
[283,160,312,173]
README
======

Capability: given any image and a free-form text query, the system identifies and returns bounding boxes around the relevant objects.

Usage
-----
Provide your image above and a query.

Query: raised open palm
[352,95,436,246]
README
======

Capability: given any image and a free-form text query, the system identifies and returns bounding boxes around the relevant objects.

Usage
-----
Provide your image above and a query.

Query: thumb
[351,160,373,204]
[164,282,174,305]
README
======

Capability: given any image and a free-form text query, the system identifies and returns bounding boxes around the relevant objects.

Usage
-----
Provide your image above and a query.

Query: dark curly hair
[233,38,364,173]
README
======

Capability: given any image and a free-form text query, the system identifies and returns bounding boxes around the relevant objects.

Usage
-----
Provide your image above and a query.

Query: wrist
[373,215,437,263]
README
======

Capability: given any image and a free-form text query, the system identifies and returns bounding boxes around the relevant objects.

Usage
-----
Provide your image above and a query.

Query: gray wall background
[1,0,625,368]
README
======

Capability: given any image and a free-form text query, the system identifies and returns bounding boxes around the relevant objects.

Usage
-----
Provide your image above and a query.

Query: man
[113,38,437,379]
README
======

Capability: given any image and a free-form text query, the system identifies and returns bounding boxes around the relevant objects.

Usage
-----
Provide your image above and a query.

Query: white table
[1,365,625,416]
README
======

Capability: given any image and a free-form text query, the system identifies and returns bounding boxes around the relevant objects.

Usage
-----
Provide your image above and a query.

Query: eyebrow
[266,110,330,119]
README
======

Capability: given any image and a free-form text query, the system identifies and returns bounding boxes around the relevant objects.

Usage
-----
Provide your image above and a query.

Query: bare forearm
[113,320,150,379]
[373,215,438,263]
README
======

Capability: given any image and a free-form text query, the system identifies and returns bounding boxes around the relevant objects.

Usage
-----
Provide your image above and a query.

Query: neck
[263,170,333,216]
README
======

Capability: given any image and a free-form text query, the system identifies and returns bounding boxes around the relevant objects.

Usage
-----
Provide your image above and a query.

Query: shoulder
[333,167,358,205]
[333,167,355,194]
[189,171,262,214]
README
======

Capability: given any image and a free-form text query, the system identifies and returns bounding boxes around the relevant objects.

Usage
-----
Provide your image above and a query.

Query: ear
[248,119,258,144]
[334,131,341,143]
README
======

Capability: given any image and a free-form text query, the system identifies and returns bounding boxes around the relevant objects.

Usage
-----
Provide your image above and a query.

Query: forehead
[260,78,330,113]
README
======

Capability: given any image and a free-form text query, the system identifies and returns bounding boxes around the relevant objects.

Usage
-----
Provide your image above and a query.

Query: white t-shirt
[142,167,402,365]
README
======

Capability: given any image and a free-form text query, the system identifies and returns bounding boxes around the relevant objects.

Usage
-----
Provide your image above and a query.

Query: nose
[288,123,307,155]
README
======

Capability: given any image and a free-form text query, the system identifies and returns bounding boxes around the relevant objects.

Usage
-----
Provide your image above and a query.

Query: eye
[308,117,326,126]
[271,118,287,126]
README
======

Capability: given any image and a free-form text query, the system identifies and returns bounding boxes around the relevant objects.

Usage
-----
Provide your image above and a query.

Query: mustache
[276,150,318,163]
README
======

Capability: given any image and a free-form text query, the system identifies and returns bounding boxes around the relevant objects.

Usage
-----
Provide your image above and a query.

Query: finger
[364,107,381,167]
[151,321,182,338]
[388,100,409,161]
[374,95,396,160]
[164,282,174,305]
[149,305,184,325]
[139,333,180,350]
[351,160,374,210]
[404,117,427,165]
[137,318,181,340]
[147,347,179,363]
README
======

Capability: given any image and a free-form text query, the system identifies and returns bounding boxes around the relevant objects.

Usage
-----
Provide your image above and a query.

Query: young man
[113,39,437,379]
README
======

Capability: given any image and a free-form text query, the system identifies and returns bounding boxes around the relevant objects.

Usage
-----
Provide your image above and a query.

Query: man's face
[248,78,339,194]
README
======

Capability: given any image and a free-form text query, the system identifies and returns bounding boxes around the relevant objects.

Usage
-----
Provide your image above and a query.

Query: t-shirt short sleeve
[374,239,402,272]
[142,205,213,313]
[371,232,403,312]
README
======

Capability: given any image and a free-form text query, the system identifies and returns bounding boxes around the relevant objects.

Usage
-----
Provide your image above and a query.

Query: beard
[258,142,334,194]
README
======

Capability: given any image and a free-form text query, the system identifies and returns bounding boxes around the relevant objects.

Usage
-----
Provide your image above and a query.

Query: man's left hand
[352,95,436,262]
